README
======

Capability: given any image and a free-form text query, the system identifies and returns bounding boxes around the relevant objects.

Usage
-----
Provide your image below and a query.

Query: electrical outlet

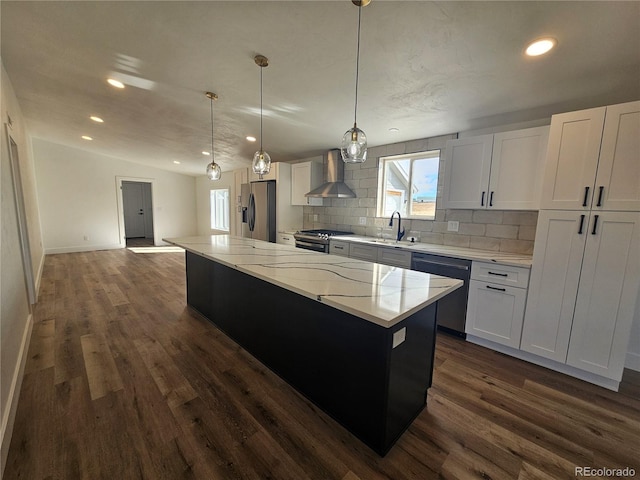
[83,235,89,241]
[359,217,366,225]
[313,214,318,221]
[447,221,459,232]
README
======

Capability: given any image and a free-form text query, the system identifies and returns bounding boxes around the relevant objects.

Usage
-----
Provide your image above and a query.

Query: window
[378,150,440,219]
[210,188,230,231]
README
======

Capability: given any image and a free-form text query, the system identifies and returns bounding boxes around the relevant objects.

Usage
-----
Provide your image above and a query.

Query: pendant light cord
[209,96,215,164]
[260,66,264,152]
[354,4,362,127]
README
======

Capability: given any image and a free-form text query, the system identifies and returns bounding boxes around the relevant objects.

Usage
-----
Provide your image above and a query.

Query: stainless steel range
[294,229,353,253]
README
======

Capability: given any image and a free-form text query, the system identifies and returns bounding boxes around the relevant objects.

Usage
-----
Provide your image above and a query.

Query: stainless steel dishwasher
[411,253,471,337]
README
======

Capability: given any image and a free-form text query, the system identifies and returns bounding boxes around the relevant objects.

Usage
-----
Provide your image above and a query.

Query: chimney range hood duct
[305,149,356,198]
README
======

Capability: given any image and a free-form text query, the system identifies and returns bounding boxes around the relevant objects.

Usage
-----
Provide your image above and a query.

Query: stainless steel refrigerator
[240,181,276,242]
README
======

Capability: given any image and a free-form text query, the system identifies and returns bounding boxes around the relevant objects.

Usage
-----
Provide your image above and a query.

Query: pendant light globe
[206,161,222,180]
[341,125,367,163]
[341,0,370,164]
[252,55,271,178]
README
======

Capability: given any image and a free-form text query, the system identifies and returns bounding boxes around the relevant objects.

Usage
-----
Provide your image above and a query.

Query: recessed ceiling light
[202,151,210,156]
[525,38,557,57]
[107,78,125,89]
[246,136,257,142]
[90,116,104,123]
[173,160,181,164]
[82,135,93,141]
[389,127,400,133]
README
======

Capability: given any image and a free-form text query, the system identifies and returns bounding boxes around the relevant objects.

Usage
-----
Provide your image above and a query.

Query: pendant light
[205,91,222,180]
[252,54,271,179]
[341,0,370,164]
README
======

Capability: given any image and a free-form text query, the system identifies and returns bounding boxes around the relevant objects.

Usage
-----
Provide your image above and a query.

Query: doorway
[117,178,155,247]
[4,124,36,305]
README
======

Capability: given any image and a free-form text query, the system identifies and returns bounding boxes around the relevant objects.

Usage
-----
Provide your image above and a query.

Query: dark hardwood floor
[4,248,640,479]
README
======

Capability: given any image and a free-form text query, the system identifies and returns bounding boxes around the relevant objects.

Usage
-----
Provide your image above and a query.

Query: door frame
[5,124,36,305]
[116,176,157,247]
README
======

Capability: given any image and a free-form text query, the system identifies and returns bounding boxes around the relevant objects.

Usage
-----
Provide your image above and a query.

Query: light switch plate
[447,220,459,232]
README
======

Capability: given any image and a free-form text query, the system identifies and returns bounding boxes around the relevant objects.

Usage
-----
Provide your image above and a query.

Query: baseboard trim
[1,313,34,476]
[466,335,620,392]
[625,351,640,372]
[45,243,122,254]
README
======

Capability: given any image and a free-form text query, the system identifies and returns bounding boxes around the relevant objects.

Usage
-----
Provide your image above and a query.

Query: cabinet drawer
[277,233,296,246]
[377,247,411,268]
[349,243,378,262]
[471,262,530,288]
[329,240,349,257]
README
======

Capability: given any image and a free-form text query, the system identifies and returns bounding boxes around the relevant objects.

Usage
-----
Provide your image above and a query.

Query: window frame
[210,187,230,232]
[377,150,440,220]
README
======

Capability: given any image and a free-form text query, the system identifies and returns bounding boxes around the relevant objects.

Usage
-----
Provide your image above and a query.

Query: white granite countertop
[164,235,463,328]
[331,235,533,267]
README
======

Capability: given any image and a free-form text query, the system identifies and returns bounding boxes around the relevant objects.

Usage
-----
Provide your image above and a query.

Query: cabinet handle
[481,191,485,206]
[489,191,494,207]
[591,214,599,235]
[596,186,604,207]
[578,214,585,234]
[488,271,508,277]
[582,186,590,207]
[334,245,344,250]
[486,285,506,292]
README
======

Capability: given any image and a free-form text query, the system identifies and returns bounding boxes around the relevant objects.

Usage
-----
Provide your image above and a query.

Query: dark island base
[185,251,438,456]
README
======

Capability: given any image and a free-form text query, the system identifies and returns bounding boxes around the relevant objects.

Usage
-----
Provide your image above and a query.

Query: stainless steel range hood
[305,149,356,198]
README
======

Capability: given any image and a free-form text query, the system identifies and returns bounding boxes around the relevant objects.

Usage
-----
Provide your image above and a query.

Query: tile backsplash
[301,135,537,255]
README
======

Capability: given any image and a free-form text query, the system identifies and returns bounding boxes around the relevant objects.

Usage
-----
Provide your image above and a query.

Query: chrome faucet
[388,211,405,242]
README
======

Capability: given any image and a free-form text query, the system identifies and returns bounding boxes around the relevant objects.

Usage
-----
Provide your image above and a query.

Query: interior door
[122,181,146,238]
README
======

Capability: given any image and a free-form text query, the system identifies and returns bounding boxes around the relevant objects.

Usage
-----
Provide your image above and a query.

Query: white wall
[33,139,198,253]
[1,62,42,474]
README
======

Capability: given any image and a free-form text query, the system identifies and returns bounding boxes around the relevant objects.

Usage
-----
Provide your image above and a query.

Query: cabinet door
[540,107,605,210]
[488,126,549,210]
[442,135,493,209]
[566,211,640,380]
[349,243,378,262]
[593,101,640,212]
[377,247,411,268]
[520,211,588,362]
[291,162,323,206]
[329,240,349,257]
[466,280,527,348]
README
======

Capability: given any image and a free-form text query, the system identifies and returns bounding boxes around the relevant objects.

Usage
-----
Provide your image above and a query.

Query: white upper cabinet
[291,160,323,206]
[593,101,640,211]
[442,126,549,210]
[442,134,493,209]
[540,101,640,211]
[489,126,549,209]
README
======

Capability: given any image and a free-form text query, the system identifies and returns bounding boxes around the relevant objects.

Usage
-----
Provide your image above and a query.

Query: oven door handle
[295,240,327,252]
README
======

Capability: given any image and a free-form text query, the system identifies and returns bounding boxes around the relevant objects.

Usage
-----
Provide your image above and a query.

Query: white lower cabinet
[521,210,640,382]
[465,262,530,348]
[349,243,378,262]
[277,232,296,246]
[377,248,412,268]
[329,240,349,257]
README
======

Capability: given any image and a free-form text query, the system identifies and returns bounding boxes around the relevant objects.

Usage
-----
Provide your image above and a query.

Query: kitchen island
[165,235,462,456]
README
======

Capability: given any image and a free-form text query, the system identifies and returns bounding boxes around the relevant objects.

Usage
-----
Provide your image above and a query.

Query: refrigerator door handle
[248,193,256,232]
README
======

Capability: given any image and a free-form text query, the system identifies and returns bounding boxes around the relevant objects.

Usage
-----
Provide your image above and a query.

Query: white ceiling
[2,1,639,177]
